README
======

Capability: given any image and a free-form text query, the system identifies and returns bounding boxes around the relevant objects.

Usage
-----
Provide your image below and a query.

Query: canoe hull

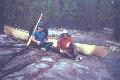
[4,26,108,57]
[4,26,29,40]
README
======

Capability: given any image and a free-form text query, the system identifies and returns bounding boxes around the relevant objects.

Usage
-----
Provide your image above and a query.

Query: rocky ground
[0,31,120,80]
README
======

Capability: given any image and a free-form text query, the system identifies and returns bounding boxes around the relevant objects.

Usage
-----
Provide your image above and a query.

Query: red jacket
[57,36,73,50]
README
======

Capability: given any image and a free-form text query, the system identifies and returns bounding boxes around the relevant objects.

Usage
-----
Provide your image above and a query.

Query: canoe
[4,26,108,57]
[47,38,108,57]
[4,26,29,40]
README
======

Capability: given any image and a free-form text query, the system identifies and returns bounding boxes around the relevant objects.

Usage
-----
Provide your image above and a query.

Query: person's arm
[57,39,61,49]
[65,37,73,48]
[32,36,40,45]
[70,37,73,43]
[57,40,63,53]
[32,32,40,45]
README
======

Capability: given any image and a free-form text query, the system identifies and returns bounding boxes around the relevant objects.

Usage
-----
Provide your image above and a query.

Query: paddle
[27,14,43,46]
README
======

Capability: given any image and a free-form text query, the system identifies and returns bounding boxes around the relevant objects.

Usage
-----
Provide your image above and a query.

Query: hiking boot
[75,56,82,62]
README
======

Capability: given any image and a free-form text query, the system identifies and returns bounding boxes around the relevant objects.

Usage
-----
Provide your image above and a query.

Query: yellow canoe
[47,38,108,57]
[4,26,29,40]
[4,26,108,57]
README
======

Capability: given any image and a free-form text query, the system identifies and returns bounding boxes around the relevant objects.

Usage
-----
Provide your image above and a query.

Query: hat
[62,29,68,34]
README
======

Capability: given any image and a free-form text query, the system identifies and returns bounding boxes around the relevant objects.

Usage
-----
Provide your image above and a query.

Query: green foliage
[4,0,119,36]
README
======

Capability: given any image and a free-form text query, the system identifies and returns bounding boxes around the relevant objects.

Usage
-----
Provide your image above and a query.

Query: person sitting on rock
[31,26,52,51]
[57,30,82,61]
